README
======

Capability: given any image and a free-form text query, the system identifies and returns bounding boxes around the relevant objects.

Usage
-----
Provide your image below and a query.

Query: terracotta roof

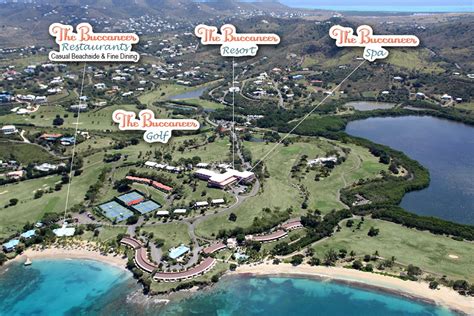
[202,243,226,254]
[154,257,216,281]
[251,230,287,242]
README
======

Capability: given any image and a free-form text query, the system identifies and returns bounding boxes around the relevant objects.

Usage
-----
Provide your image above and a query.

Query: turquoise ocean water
[0,260,458,316]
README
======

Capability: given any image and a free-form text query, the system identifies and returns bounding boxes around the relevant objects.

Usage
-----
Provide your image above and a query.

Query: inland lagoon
[346,116,474,224]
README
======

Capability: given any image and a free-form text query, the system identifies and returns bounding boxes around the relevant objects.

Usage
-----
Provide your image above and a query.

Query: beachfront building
[20,229,36,240]
[2,239,19,252]
[53,223,76,237]
[169,244,190,260]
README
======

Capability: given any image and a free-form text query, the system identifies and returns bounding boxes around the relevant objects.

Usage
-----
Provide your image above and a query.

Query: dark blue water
[346,116,474,224]
[161,276,455,315]
[169,87,207,100]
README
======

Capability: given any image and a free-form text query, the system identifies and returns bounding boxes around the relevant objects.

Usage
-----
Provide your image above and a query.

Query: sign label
[329,25,419,62]
[112,109,200,143]
[49,23,140,62]
[195,24,280,57]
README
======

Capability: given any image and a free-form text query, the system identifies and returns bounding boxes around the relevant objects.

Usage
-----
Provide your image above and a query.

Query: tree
[0,253,7,266]
[34,190,44,199]
[53,116,64,126]
[9,198,18,206]
[429,281,439,290]
[324,248,338,266]
[126,215,139,225]
[346,219,354,228]
[290,254,304,266]
[407,264,422,277]
[309,257,320,266]
[452,280,469,292]
[229,263,237,271]
[352,260,363,270]
[368,226,379,237]
[211,274,220,283]
[228,213,237,222]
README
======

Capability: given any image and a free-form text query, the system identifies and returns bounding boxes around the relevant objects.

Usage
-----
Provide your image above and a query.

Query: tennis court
[99,201,134,222]
[132,200,161,214]
[116,191,145,206]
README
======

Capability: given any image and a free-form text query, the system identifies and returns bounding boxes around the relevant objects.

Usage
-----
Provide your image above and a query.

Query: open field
[0,142,60,164]
[141,222,192,253]
[0,152,106,239]
[312,218,474,282]
[0,103,171,131]
[195,138,386,238]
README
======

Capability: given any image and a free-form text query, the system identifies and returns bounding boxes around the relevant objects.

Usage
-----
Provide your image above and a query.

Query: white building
[1,125,18,135]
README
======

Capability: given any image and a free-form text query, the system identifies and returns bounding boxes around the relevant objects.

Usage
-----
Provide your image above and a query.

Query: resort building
[211,198,225,205]
[202,242,226,255]
[53,223,76,237]
[281,220,303,231]
[2,239,19,252]
[173,209,187,214]
[20,229,36,239]
[194,201,209,208]
[153,258,217,282]
[1,125,18,135]
[194,168,255,189]
[156,210,170,216]
[246,230,288,243]
[226,238,238,249]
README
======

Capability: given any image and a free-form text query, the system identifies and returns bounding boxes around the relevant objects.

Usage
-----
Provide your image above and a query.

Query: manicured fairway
[313,218,474,282]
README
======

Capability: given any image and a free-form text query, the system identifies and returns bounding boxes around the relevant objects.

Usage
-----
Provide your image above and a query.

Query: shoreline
[230,263,474,315]
[8,246,129,272]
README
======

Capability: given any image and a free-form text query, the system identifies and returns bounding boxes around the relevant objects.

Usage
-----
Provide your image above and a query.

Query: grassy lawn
[312,218,474,282]
[301,143,386,211]
[141,222,192,253]
[0,104,170,131]
[0,152,106,239]
[195,138,386,238]
[0,142,60,164]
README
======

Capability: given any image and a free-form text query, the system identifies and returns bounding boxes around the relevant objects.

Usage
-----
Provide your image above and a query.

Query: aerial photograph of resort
[0,0,472,315]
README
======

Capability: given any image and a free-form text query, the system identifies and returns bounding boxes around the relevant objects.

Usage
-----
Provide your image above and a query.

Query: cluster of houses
[39,133,76,146]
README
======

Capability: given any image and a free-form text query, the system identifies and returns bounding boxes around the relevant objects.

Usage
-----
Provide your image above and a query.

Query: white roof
[53,223,75,237]
[156,210,170,216]
[145,161,157,167]
[173,209,187,214]
[196,163,209,168]
[1,125,16,130]
[195,169,217,177]
[195,201,209,206]
[225,168,254,179]
[212,199,225,204]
